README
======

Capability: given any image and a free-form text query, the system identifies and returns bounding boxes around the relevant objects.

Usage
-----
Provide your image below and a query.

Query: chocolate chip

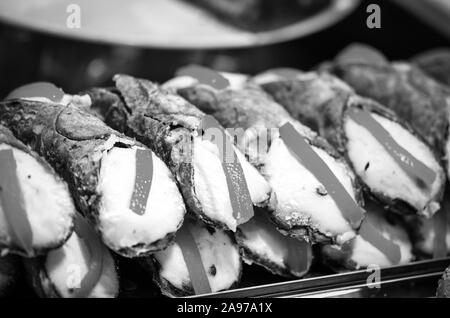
[209,265,217,276]
[416,177,427,190]
[364,162,370,171]
[316,185,327,196]
[206,226,216,235]
[27,175,31,179]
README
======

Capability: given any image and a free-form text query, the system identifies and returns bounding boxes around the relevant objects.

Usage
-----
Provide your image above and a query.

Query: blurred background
[0,0,449,97]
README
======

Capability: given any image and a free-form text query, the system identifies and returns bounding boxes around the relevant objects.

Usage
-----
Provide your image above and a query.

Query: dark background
[0,0,449,97]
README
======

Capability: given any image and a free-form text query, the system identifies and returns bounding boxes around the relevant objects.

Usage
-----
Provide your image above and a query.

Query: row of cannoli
[0,80,301,297]
[1,43,450,297]
[255,44,450,261]
[162,66,422,271]
[320,44,450,259]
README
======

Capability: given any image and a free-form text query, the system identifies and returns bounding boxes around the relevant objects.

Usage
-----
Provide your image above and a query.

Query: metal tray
[194,258,450,298]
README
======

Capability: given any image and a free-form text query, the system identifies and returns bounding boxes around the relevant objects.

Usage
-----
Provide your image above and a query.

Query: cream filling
[251,72,285,86]
[45,229,119,298]
[0,144,75,251]
[163,72,249,92]
[219,72,249,89]
[19,94,74,106]
[97,146,185,254]
[193,137,272,231]
[345,113,444,216]
[239,213,310,275]
[163,76,201,91]
[239,218,288,269]
[263,137,356,240]
[154,223,241,294]
[350,211,413,268]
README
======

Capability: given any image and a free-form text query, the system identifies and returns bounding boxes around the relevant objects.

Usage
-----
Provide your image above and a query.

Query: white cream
[163,75,200,91]
[193,137,272,231]
[154,223,241,294]
[20,94,73,106]
[45,229,118,298]
[350,212,413,268]
[0,144,75,252]
[239,213,310,276]
[97,146,185,255]
[345,112,444,216]
[350,235,412,268]
[240,227,287,269]
[163,72,249,92]
[263,137,357,240]
[219,72,250,90]
[240,220,288,268]
[251,72,285,86]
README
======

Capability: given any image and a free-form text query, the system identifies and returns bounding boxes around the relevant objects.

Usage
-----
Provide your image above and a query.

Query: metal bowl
[0,0,360,49]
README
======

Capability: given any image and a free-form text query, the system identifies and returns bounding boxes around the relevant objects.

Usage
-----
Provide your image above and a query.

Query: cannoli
[0,124,75,257]
[83,75,273,232]
[323,44,450,178]
[143,219,242,297]
[405,189,450,258]
[236,208,312,278]
[164,66,364,245]
[253,69,445,218]
[0,82,186,257]
[437,266,450,298]
[412,49,450,87]
[24,215,119,298]
[320,198,414,271]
